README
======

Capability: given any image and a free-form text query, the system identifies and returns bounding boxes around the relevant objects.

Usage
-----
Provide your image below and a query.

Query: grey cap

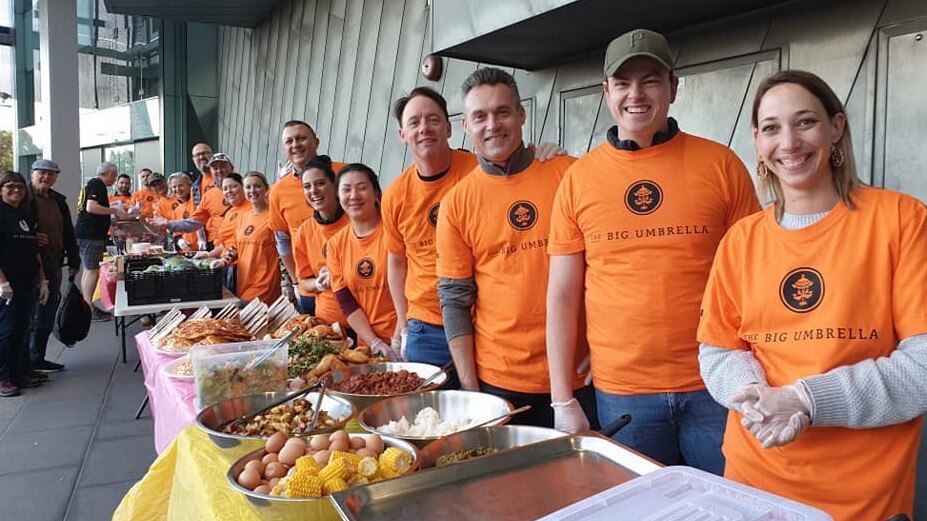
[31,159,61,172]
[604,29,672,77]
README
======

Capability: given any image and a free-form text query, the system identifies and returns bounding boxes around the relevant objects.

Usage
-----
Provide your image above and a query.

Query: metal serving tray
[330,433,661,521]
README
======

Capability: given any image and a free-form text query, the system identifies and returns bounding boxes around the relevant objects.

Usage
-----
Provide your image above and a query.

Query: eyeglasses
[1,183,26,191]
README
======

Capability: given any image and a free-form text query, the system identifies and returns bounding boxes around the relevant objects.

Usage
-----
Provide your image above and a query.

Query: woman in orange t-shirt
[223,172,280,303]
[326,163,397,358]
[293,156,349,325]
[155,173,200,251]
[697,70,927,521]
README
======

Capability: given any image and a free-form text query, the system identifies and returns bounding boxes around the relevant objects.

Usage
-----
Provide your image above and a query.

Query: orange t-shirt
[191,187,230,244]
[326,224,397,344]
[132,188,160,219]
[229,209,281,303]
[156,197,199,251]
[110,193,132,208]
[217,200,250,249]
[293,211,350,325]
[548,132,760,394]
[269,161,346,296]
[382,149,478,325]
[698,187,927,521]
[436,156,588,394]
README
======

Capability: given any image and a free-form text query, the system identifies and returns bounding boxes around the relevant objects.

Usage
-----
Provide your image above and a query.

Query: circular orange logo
[244,225,255,236]
[507,201,538,231]
[355,257,375,279]
[428,203,440,228]
[624,180,663,215]
[780,268,824,313]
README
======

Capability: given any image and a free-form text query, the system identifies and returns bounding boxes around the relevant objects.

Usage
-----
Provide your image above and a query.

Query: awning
[102,0,281,28]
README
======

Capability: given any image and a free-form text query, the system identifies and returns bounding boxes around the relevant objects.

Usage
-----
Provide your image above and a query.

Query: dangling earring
[756,162,770,180]
[829,144,845,168]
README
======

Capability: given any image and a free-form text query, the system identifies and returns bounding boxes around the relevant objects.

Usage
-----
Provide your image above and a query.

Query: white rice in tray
[377,406,471,437]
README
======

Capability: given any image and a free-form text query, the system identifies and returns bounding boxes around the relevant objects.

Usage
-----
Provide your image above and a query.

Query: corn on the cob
[322,477,349,495]
[379,447,412,474]
[284,473,322,498]
[319,457,351,482]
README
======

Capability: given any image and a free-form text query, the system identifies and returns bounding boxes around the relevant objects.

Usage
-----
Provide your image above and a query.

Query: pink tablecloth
[135,331,198,453]
[99,266,118,312]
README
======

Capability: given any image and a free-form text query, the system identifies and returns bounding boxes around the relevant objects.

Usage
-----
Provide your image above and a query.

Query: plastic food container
[537,465,833,521]
[191,340,287,410]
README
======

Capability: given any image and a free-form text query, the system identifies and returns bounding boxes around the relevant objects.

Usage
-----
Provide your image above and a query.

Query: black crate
[125,268,223,306]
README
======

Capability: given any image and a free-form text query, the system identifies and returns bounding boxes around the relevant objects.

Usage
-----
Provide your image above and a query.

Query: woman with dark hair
[0,171,49,396]
[326,164,398,358]
[293,156,349,323]
[697,70,927,520]
[222,171,280,303]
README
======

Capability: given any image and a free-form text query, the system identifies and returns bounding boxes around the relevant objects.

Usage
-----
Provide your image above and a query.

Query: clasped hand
[731,384,812,449]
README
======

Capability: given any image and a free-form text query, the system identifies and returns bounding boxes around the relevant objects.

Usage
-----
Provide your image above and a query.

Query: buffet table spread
[112,426,339,521]
[136,331,199,453]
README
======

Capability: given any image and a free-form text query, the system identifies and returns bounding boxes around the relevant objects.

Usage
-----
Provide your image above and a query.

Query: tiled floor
[0,313,154,521]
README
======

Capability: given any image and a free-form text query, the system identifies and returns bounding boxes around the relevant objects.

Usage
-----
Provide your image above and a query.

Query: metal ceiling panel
[432,0,812,70]
[102,0,283,28]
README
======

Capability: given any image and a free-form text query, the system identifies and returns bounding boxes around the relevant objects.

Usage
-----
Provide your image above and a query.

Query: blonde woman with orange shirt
[326,164,398,359]
[698,70,927,520]
[222,172,281,303]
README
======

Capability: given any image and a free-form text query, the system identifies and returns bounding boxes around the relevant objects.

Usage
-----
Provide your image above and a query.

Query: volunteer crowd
[1,28,925,520]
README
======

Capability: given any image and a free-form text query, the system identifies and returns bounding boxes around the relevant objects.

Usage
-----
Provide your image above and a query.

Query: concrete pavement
[0,314,154,521]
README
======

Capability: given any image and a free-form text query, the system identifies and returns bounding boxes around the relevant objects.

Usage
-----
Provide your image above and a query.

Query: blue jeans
[30,257,63,364]
[595,388,726,475]
[405,319,459,390]
[298,295,316,316]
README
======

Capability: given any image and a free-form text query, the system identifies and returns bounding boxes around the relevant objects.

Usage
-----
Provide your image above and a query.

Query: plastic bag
[54,275,92,347]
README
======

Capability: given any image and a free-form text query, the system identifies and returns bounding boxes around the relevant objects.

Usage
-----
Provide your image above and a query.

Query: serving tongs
[244,328,297,371]
[465,405,533,431]
[218,380,323,433]
[415,360,455,390]
[307,381,328,431]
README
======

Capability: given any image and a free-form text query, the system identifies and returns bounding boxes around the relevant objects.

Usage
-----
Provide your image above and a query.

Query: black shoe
[91,308,112,322]
[28,371,49,382]
[33,360,65,373]
[14,376,44,388]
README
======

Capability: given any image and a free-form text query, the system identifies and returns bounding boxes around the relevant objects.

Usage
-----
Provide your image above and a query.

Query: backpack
[54,275,92,346]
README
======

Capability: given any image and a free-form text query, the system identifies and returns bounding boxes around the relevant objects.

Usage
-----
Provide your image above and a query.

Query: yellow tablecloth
[113,426,344,521]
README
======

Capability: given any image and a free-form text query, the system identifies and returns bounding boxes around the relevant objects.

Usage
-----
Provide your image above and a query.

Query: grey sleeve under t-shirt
[699,333,927,428]
[437,277,476,342]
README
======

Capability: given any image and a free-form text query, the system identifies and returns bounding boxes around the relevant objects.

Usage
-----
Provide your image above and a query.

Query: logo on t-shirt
[244,225,255,236]
[145,196,154,203]
[507,201,538,231]
[624,180,663,215]
[780,268,824,313]
[18,219,29,232]
[230,213,239,222]
[171,202,180,210]
[322,243,328,259]
[356,257,375,279]
[182,211,190,219]
[428,203,440,228]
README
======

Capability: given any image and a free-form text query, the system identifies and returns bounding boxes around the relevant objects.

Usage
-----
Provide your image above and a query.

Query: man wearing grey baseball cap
[546,28,760,475]
[25,159,81,372]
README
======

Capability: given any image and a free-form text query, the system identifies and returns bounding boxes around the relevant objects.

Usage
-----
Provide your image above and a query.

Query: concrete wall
[216,0,927,205]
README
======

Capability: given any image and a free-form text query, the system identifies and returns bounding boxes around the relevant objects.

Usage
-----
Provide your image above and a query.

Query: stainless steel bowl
[196,390,355,449]
[357,390,513,448]
[418,425,567,468]
[320,362,447,412]
[226,433,420,507]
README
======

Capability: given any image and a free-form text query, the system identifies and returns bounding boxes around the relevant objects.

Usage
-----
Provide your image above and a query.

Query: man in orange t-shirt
[382,87,478,371]
[436,68,595,428]
[109,174,133,208]
[546,29,759,474]
[190,153,235,247]
[268,120,345,313]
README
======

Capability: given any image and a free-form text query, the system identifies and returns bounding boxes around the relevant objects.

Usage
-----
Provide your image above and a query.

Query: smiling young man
[545,29,760,474]
[435,68,596,428]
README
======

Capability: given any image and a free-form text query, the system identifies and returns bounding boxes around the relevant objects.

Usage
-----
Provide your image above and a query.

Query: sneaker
[28,371,50,382]
[33,360,65,373]
[91,308,112,322]
[0,381,19,397]
[14,376,43,389]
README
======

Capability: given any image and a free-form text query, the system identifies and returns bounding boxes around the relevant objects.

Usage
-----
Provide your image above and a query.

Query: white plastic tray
[538,465,833,521]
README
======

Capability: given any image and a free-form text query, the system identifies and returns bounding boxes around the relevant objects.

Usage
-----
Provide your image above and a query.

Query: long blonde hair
[751,70,861,219]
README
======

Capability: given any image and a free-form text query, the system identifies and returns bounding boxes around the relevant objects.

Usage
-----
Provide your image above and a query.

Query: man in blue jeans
[26,159,81,372]
[545,29,760,474]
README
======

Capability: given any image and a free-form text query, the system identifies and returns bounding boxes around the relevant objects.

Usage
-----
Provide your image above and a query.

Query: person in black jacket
[25,159,81,372]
